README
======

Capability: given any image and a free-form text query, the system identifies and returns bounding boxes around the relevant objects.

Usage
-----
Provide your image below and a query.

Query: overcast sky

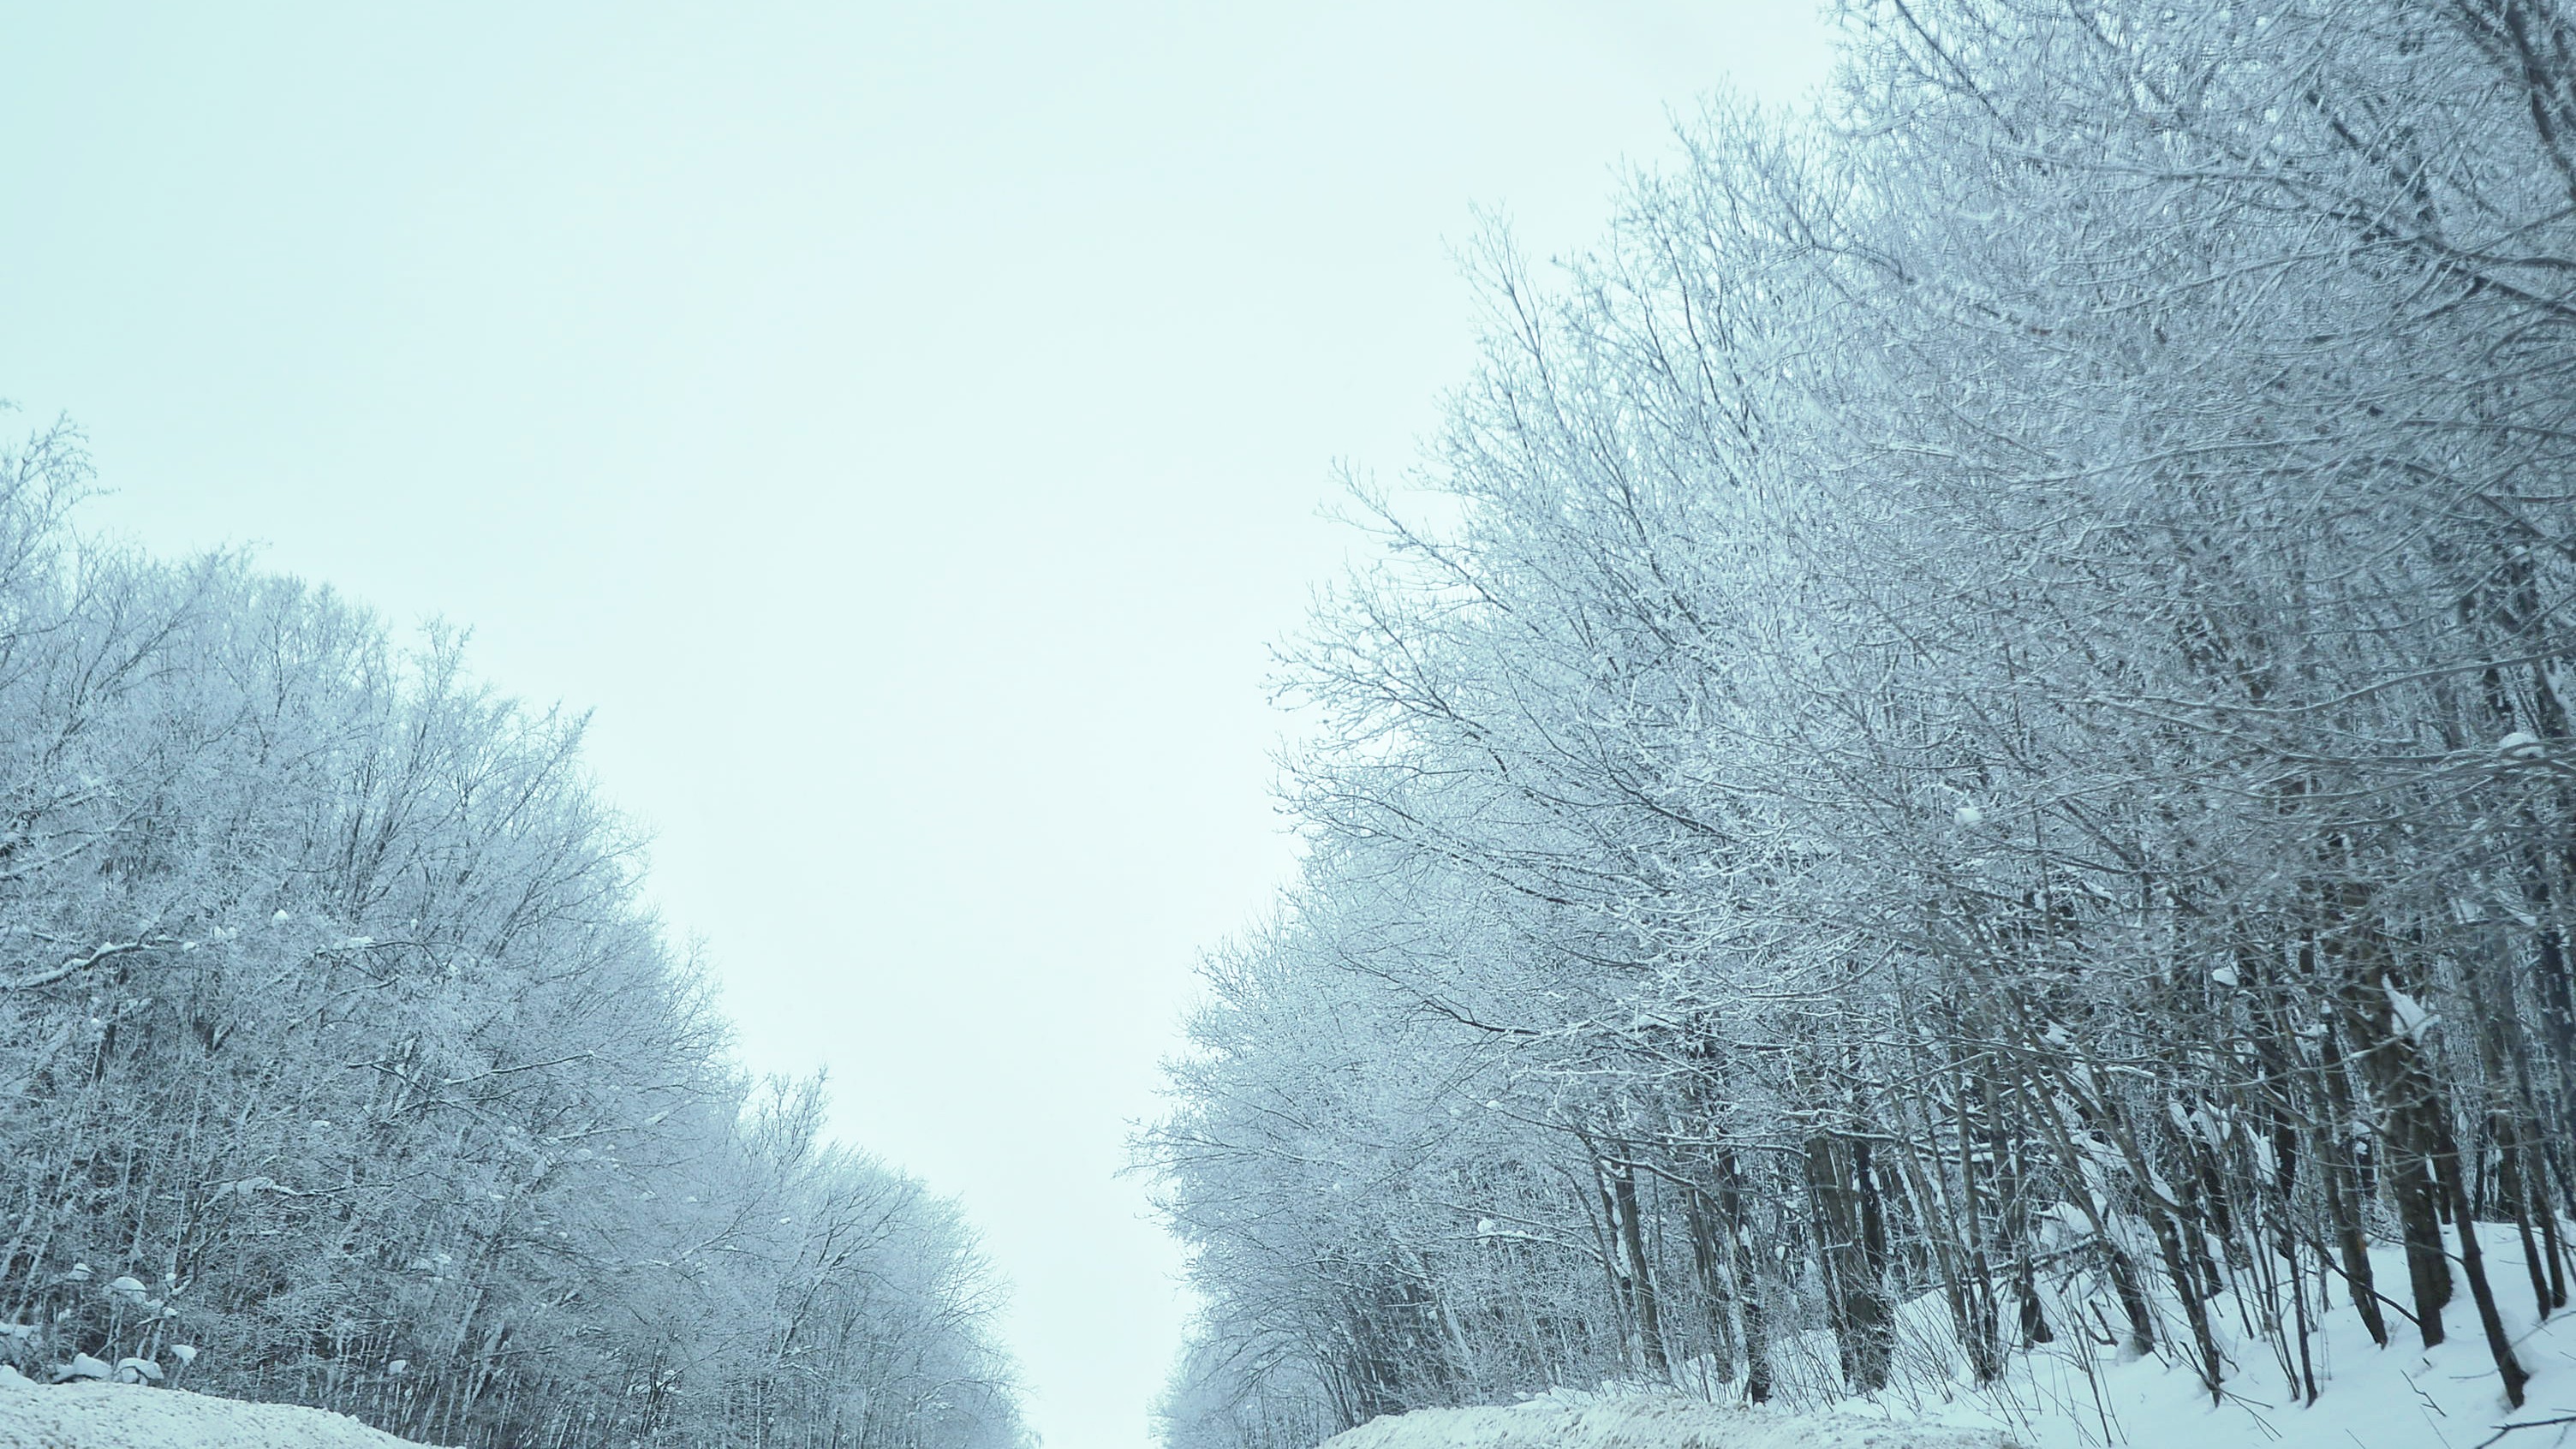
[0,6,1829,1445]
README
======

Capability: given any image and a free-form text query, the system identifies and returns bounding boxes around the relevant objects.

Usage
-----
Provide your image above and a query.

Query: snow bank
[1859,1224,2576,1449]
[0,1367,448,1449]
[1320,1392,2015,1449]
[1324,1225,2576,1449]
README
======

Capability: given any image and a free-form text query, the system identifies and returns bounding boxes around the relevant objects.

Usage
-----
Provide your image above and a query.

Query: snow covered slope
[0,1367,447,1449]
[1325,1225,2576,1449]
[1859,1224,2576,1449]
[1320,1394,2014,1449]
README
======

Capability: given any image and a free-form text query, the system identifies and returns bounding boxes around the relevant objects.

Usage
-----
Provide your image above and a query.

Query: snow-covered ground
[0,1367,444,1449]
[1855,1224,2576,1449]
[11,1230,2575,1449]
[1320,1394,2012,1449]
[1327,1225,2576,1449]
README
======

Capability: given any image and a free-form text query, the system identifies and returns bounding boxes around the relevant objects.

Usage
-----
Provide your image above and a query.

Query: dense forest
[0,427,1026,1449]
[1145,1,2576,1444]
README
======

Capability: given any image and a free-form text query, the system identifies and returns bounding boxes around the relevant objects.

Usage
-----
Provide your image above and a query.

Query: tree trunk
[1804,1130,1893,1392]
[1609,1157,1671,1381]
[2433,1113,2531,1408]
[1713,1149,1772,1404]
[1682,1184,1738,1382]
[2311,1007,2391,1346]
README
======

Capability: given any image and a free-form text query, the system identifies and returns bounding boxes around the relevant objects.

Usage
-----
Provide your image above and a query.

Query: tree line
[0,424,1025,1449]
[1145,1,2576,1442]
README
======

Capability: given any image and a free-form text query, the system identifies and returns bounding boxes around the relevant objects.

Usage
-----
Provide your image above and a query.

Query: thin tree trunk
[1712,1149,1772,1404]
[2433,1113,2531,1408]
[1609,1157,1671,1381]
[2311,1006,2391,1346]
[1804,1130,1893,1392]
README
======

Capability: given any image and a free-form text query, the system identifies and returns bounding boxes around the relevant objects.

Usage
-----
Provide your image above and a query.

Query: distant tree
[0,418,1029,1449]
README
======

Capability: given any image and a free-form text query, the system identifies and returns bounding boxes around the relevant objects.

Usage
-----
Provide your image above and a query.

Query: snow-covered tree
[1150,2,2576,1436]
[0,419,1027,1449]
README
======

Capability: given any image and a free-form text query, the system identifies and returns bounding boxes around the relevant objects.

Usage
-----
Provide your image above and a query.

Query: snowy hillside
[1323,1227,2576,1449]
[1320,1394,2012,1449]
[0,1368,446,1449]
[1855,1225,2573,1449]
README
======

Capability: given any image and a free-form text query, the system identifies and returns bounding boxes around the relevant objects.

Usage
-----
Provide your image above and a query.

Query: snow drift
[0,1367,446,1449]
[1319,1393,2012,1449]
[1320,1227,2576,1449]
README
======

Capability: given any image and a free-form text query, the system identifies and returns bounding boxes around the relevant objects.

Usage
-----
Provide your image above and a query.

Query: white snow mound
[1317,1227,2576,1449]
[0,1367,451,1449]
[1319,1392,2017,1449]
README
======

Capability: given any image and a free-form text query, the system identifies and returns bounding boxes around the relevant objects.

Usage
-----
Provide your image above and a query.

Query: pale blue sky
[0,5,1829,1444]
